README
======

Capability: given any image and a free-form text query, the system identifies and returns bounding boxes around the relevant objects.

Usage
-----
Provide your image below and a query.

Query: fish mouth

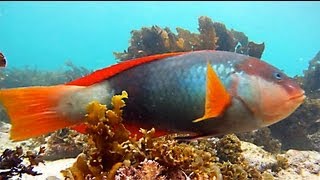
[288,92,306,102]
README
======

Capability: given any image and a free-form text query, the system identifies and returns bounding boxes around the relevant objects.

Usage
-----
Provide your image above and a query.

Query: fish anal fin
[193,62,231,123]
[0,85,84,141]
[123,123,170,139]
[70,123,88,134]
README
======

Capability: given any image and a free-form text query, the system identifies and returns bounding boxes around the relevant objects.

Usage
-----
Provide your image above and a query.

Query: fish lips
[288,92,306,103]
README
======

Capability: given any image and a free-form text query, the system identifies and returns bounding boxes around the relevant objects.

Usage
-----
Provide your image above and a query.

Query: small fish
[0,52,6,67]
[0,50,305,141]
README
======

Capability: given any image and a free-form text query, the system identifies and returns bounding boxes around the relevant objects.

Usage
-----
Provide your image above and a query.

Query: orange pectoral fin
[193,62,231,123]
[0,85,85,141]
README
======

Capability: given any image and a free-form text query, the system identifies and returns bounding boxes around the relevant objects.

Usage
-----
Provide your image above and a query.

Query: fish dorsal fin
[193,62,231,123]
[67,52,186,86]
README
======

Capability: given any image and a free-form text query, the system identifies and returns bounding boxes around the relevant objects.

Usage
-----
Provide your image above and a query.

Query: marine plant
[113,16,265,61]
[301,51,320,98]
[62,91,271,179]
[0,146,45,179]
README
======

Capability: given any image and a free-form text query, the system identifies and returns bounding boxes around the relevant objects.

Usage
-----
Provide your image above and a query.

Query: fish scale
[102,51,246,132]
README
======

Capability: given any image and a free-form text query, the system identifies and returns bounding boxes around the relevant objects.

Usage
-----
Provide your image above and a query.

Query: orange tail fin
[0,85,84,141]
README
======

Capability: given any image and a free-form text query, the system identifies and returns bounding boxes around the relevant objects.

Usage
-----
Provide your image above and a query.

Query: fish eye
[273,72,282,81]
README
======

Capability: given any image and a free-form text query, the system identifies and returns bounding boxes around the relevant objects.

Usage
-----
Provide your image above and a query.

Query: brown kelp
[113,16,265,61]
[61,91,275,179]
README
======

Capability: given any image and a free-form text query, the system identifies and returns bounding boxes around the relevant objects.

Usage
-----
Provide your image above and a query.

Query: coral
[113,16,265,61]
[0,146,45,179]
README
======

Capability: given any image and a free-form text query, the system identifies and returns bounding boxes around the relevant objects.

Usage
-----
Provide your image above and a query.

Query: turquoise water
[0,1,319,77]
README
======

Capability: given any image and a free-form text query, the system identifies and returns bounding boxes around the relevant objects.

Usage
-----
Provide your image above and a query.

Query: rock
[20,158,76,180]
[277,150,320,179]
[241,141,277,172]
[241,141,320,179]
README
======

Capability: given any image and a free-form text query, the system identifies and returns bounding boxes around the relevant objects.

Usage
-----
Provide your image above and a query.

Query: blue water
[0,1,319,77]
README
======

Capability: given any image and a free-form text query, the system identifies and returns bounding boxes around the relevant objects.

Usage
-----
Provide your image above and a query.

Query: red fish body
[0,50,305,141]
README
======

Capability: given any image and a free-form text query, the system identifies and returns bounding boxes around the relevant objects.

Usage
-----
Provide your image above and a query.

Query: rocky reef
[113,16,265,61]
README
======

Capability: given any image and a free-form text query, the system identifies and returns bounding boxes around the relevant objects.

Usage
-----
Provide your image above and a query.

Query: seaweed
[0,146,45,179]
[62,91,269,179]
[198,16,218,50]
[301,50,320,98]
[113,16,265,61]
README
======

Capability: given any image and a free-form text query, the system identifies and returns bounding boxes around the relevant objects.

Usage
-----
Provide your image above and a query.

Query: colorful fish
[0,50,305,141]
[0,52,6,67]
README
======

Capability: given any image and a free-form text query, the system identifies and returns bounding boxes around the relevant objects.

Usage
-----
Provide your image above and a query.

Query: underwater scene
[0,1,320,180]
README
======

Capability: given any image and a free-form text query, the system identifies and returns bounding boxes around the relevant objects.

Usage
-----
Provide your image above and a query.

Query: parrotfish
[0,50,305,141]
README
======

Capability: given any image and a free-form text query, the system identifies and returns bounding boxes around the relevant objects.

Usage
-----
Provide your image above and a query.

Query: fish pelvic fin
[193,62,231,123]
[0,85,84,141]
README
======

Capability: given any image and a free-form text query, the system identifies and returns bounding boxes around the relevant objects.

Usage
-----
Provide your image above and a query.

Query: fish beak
[289,90,305,103]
